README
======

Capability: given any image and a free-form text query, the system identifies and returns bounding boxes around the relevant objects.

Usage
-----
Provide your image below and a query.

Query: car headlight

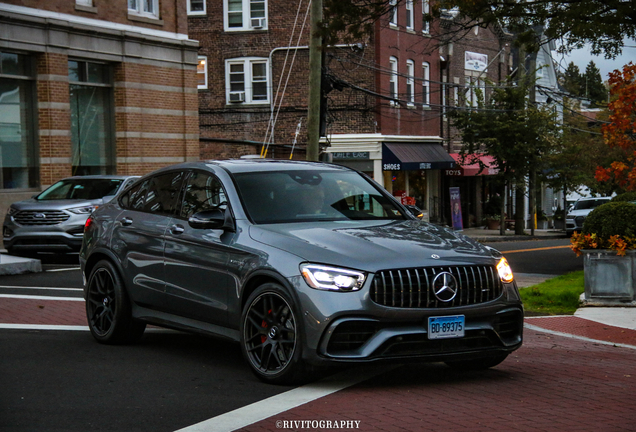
[68,205,98,214]
[300,264,366,292]
[496,257,514,283]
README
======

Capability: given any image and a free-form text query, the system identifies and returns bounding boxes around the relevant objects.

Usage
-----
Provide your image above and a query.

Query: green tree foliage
[559,62,584,97]
[322,0,634,57]
[583,61,608,106]
[448,78,561,233]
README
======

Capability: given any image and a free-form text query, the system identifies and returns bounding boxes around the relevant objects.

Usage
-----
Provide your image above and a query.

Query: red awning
[449,154,499,176]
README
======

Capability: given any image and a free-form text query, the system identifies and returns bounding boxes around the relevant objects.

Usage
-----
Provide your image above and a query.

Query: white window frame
[188,0,207,16]
[128,0,159,19]
[225,57,270,104]
[224,0,268,32]
[422,62,430,106]
[76,0,93,6]
[389,56,398,105]
[422,0,430,34]
[406,0,414,31]
[197,56,208,89]
[389,0,398,27]
[406,60,415,105]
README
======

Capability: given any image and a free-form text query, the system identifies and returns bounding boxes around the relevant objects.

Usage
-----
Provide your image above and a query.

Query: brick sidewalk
[0,298,86,326]
[526,316,636,347]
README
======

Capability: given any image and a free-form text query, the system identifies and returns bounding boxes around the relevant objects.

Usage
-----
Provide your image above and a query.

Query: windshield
[37,178,124,201]
[573,199,610,210]
[234,170,407,224]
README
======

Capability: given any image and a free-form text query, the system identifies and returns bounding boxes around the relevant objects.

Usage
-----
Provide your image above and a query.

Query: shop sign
[332,152,369,160]
[445,168,464,176]
[450,187,463,231]
[465,51,488,72]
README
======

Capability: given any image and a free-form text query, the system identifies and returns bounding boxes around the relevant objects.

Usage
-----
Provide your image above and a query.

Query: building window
[422,62,430,106]
[389,57,398,104]
[406,60,415,105]
[405,0,414,30]
[389,0,397,27]
[188,0,206,15]
[68,60,114,176]
[225,58,269,104]
[225,0,267,31]
[76,0,93,6]
[197,56,208,89]
[128,0,159,19]
[0,51,37,189]
[465,75,485,107]
[422,0,430,34]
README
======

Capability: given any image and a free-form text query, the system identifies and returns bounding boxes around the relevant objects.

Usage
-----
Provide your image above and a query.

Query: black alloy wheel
[241,284,303,384]
[86,260,145,344]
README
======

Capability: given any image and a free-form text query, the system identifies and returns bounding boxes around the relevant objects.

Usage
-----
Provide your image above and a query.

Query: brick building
[438,13,513,227]
[189,0,510,224]
[0,0,199,217]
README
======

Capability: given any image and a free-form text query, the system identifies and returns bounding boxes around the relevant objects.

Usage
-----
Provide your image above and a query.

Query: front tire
[85,260,146,344]
[240,284,305,384]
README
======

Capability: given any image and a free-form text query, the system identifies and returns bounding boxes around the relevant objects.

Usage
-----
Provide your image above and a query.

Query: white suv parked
[566,197,612,236]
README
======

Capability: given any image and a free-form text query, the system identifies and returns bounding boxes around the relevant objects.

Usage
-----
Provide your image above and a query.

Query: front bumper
[3,221,86,253]
[293,274,524,366]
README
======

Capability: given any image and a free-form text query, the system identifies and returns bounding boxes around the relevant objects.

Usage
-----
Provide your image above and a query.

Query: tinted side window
[180,171,227,219]
[145,172,185,215]
[119,172,185,215]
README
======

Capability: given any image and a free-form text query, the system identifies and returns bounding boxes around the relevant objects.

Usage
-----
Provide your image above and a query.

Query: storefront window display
[0,52,38,190]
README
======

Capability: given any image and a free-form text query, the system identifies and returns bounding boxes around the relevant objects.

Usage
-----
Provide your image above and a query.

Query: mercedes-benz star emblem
[432,272,458,302]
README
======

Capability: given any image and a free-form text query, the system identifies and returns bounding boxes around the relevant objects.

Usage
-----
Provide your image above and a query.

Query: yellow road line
[502,245,571,254]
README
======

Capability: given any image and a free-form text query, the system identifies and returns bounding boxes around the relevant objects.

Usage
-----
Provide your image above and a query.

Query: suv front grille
[371,265,503,308]
[13,210,70,226]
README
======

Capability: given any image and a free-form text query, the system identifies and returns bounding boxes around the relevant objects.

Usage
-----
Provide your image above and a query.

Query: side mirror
[188,208,235,232]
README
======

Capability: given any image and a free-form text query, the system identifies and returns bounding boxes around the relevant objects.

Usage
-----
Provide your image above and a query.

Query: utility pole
[306,0,322,161]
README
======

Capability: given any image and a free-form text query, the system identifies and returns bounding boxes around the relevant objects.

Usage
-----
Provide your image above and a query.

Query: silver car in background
[3,175,138,255]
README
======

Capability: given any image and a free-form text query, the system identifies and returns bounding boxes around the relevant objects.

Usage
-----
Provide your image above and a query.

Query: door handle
[120,217,133,226]
[170,224,185,235]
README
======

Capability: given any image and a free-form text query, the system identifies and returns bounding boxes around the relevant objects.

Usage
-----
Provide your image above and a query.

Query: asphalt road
[484,238,583,275]
[0,239,584,432]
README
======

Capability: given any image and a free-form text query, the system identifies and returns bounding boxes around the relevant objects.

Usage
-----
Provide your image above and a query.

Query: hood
[567,208,594,217]
[9,198,104,211]
[249,220,498,272]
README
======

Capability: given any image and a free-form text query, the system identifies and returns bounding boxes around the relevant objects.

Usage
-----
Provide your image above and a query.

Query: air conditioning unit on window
[250,17,266,29]
[229,91,245,103]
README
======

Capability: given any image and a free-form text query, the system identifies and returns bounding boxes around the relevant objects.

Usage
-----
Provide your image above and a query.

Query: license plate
[428,315,465,340]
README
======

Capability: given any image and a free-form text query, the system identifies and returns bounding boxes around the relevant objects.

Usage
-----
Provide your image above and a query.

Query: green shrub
[582,202,636,238]
[611,192,636,202]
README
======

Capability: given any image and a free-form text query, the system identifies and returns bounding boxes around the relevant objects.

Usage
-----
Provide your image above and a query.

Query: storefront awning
[448,153,499,176]
[382,143,456,171]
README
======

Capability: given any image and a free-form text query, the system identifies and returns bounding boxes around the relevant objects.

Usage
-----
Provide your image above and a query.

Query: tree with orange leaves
[596,63,636,190]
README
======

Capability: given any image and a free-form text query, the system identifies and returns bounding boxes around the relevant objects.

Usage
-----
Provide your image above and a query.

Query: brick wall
[190,0,377,160]
[1,0,187,34]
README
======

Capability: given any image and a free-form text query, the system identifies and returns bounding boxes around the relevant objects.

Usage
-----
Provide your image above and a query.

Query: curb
[0,254,42,275]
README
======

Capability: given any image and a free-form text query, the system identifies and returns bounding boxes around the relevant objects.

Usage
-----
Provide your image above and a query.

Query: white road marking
[174,365,398,432]
[46,267,81,272]
[0,294,84,301]
[0,285,83,291]
[524,323,636,350]
[0,324,89,331]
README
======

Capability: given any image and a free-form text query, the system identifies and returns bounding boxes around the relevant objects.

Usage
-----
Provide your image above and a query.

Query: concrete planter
[583,250,636,303]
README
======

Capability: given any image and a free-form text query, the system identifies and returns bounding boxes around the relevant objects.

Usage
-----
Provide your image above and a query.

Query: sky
[554,38,636,81]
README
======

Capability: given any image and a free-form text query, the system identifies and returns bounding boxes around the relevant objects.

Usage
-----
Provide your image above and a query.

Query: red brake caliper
[261,309,272,343]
